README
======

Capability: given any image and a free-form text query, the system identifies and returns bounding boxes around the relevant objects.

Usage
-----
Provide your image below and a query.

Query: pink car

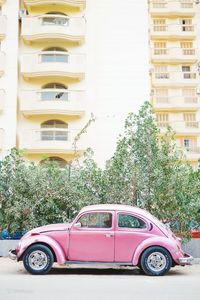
[9,204,193,276]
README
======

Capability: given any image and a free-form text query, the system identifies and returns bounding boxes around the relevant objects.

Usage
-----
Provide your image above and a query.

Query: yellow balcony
[0,128,3,150]
[20,51,85,80]
[149,1,195,17]
[0,89,5,112]
[151,48,197,64]
[21,15,85,44]
[23,0,86,10]
[0,1,6,5]
[20,89,85,117]
[0,52,5,77]
[19,128,84,155]
[152,71,198,87]
[153,96,200,112]
[150,23,196,40]
[158,121,200,135]
[0,16,6,40]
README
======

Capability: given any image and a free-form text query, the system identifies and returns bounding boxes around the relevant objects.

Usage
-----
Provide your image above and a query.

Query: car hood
[29,223,71,234]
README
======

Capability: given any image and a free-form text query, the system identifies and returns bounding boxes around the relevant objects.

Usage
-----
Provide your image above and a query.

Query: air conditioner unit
[19,9,27,19]
[196,86,200,94]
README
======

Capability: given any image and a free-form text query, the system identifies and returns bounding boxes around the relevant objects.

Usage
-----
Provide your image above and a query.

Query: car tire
[23,244,54,275]
[140,246,172,276]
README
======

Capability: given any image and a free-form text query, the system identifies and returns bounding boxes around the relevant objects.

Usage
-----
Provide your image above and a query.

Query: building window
[182,65,196,79]
[180,42,195,55]
[182,88,197,103]
[181,19,193,32]
[153,42,167,55]
[183,113,198,128]
[41,83,68,101]
[155,65,169,79]
[155,88,169,103]
[181,0,193,9]
[42,12,69,26]
[152,0,166,9]
[183,138,197,152]
[41,47,68,63]
[153,19,166,32]
[156,113,169,127]
[40,120,68,141]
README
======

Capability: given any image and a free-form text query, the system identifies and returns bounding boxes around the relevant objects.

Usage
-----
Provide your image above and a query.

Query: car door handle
[105,234,114,238]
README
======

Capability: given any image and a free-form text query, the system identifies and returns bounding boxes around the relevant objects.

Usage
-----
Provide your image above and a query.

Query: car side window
[78,213,112,228]
[118,214,146,229]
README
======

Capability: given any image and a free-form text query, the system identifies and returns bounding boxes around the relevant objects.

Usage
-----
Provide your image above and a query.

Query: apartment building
[0,0,149,167]
[149,0,200,168]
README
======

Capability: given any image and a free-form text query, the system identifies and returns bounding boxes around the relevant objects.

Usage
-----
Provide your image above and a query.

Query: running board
[64,261,133,267]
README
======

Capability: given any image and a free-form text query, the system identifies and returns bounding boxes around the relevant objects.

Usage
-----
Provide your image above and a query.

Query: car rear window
[118,214,146,229]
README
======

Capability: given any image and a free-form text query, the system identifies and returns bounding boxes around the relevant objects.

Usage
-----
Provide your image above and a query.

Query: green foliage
[0,102,199,237]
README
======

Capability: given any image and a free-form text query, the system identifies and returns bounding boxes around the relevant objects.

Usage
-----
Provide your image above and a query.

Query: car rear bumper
[178,253,193,265]
[8,249,17,261]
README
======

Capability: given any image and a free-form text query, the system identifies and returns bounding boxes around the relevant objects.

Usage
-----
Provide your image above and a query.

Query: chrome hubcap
[28,250,48,271]
[147,252,167,272]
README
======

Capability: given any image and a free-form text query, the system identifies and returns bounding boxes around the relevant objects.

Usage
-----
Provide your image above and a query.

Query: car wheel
[23,244,54,275]
[140,246,172,276]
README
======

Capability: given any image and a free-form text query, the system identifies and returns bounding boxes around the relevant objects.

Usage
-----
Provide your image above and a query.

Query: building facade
[0,0,149,167]
[148,0,200,168]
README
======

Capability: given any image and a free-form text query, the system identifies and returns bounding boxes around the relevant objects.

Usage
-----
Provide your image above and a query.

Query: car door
[68,211,115,262]
[115,212,152,262]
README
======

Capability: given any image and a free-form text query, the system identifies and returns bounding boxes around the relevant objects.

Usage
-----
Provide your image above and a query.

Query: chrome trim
[8,249,17,261]
[178,254,193,265]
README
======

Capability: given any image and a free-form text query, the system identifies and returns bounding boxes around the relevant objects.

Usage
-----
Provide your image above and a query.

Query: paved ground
[0,258,199,300]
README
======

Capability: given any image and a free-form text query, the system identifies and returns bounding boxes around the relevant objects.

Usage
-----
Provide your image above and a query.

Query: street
[0,258,199,300]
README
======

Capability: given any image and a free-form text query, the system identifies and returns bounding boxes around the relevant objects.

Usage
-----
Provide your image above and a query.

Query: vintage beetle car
[9,204,193,276]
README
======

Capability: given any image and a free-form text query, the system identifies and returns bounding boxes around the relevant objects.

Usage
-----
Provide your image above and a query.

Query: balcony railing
[0,52,5,77]
[157,120,200,133]
[149,1,195,16]
[153,95,199,111]
[23,0,86,10]
[20,51,85,80]
[151,47,197,63]
[0,89,5,111]
[21,15,86,44]
[152,71,198,86]
[150,23,196,39]
[0,15,6,40]
[20,89,85,116]
[19,128,84,154]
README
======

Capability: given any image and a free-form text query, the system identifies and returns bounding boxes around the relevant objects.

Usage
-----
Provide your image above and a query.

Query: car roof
[80,204,152,219]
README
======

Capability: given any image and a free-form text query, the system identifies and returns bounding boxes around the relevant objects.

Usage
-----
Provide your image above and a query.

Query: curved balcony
[149,1,195,17]
[153,96,200,112]
[152,71,199,87]
[21,15,85,44]
[19,128,84,155]
[0,16,6,40]
[151,48,197,64]
[0,52,5,77]
[20,51,85,80]
[158,120,200,136]
[0,89,5,112]
[150,23,196,40]
[20,89,85,117]
[23,0,86,10]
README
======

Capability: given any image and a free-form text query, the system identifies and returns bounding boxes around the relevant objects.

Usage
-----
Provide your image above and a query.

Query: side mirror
[74,222,82,228]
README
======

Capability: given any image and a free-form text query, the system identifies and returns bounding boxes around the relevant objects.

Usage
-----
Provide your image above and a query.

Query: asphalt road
[0,258,199,300]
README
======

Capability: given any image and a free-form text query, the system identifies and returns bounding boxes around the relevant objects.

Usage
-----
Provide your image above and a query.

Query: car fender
[132,236,179,266]
[17,234,66,265]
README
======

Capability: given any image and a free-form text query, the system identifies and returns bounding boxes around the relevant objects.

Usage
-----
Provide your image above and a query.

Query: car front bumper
[178,253,193,265]
[8,249,17,261]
